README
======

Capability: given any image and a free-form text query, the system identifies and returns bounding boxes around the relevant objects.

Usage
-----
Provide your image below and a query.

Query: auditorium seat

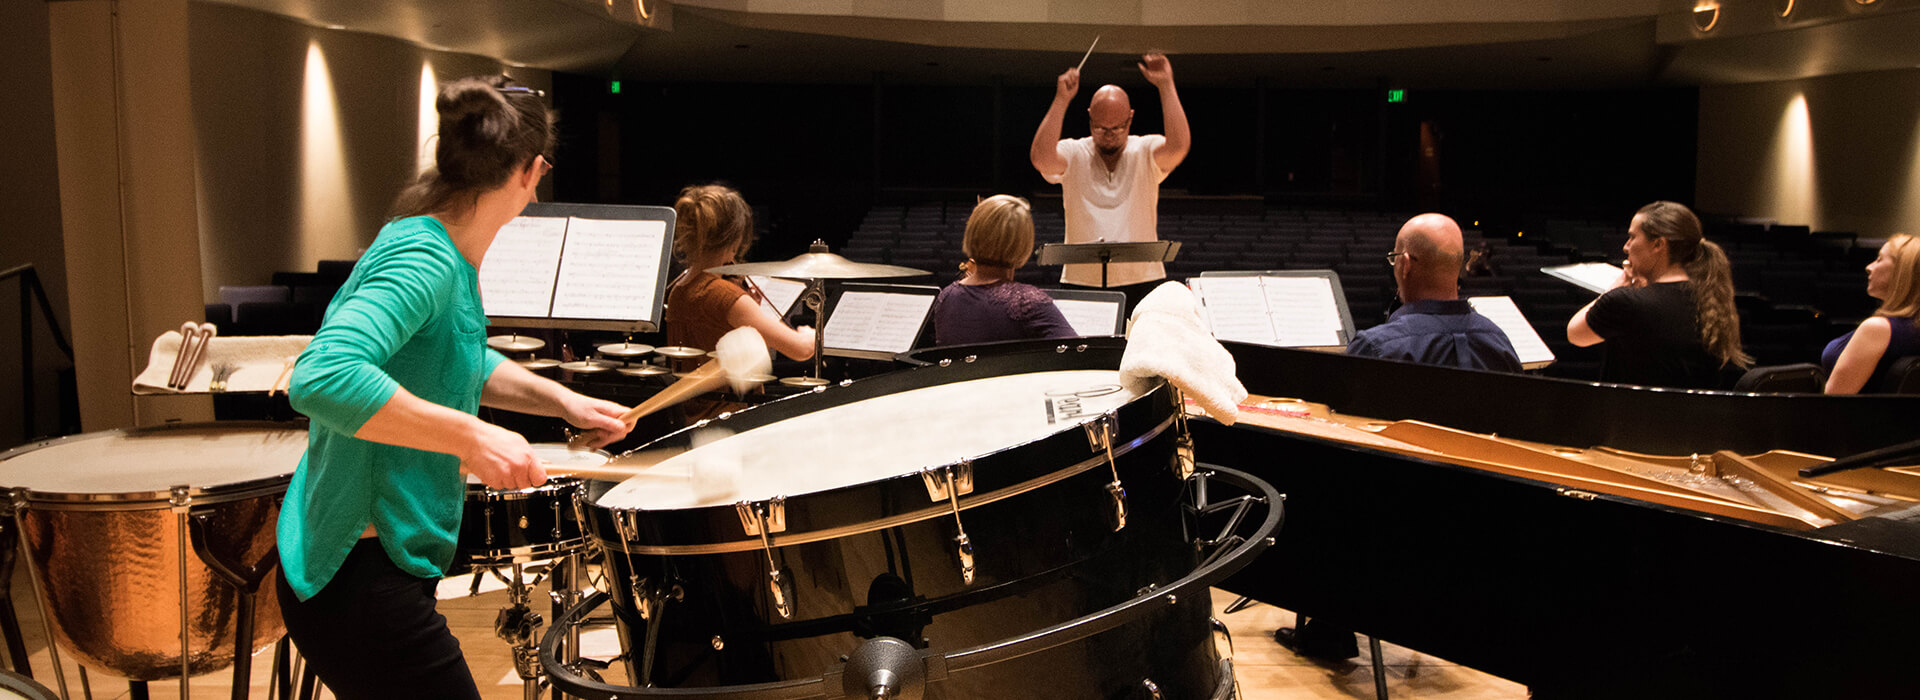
[233,301,322,336]
[218,284,291,309]
[1733,363,1827,394]
[1875,356,1920,395]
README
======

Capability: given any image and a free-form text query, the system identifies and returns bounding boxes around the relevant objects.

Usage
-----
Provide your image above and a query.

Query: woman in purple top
[932,195,1077,346]
[1823,234,1920,393]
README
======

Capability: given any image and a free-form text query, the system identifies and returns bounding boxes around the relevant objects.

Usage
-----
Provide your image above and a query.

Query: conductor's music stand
[1037,241,1182,288]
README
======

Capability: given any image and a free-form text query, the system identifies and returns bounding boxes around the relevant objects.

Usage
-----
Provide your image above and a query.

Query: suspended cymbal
[708,242,926,280]
[487,334,545,352]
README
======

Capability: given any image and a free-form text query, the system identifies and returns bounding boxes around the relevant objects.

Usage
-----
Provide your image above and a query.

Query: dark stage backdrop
[551,73,1696,255]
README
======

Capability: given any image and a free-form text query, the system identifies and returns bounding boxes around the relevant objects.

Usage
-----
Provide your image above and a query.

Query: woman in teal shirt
[274,76,631,699]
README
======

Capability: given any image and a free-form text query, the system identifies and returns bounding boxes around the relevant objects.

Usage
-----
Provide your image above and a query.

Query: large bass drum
[0,422,303,680]
[566,340,1264,697]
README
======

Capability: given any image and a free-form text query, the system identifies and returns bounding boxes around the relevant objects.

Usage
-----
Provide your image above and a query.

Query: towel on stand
[1120,282,1248,425]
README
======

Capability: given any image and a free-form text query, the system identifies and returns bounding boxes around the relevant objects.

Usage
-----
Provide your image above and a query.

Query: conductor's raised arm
[1140,53,1189,173]
[1030,67,1079,179]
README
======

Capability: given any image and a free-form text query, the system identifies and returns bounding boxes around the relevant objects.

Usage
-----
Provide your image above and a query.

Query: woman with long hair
[1822,234,1920,393]
[931,195,1077,345]
[276,75,632,699]
[1567,201,1751,389]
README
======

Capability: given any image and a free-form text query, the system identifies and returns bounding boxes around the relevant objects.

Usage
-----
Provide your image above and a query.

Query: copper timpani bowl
[0,422,306,681]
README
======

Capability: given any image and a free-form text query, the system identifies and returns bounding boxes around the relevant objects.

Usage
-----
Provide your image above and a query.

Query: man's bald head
[1393,213,1465,302]
[1087,85,1134,157]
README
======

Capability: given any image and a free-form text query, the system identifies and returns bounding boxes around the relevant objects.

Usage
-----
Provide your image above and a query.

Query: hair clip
[498,86,547,98]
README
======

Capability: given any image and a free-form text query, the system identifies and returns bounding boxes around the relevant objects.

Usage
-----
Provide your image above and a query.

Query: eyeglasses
[1385,251,1410,266]
[497,85,547,98]
[1090,119,1132,135]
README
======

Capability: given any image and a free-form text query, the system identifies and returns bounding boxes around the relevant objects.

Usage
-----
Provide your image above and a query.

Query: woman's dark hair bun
[390,74,555,219]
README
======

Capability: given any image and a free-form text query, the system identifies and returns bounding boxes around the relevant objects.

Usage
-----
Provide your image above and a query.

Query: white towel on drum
[1121,282,1248,425]
[133,333,311,394]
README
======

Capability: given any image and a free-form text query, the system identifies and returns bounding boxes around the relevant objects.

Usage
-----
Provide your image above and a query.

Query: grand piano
[1197,342,1920,699]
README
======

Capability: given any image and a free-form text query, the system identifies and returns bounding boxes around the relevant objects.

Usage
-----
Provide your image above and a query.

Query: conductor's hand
[1055,67,1080,103]
[1139,52,1174,90]
[462,422,546,490]
[562,394,632,450]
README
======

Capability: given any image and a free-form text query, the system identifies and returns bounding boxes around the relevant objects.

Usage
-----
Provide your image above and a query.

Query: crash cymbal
[707,240,926,280]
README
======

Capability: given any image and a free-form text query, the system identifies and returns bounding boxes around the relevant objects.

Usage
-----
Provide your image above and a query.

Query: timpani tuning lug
[737,498,796,618]
[924,463,977,585]
[1085,415,1129,531]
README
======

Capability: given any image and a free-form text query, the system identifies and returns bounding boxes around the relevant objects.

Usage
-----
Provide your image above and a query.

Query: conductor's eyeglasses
[1385,251,1410,266]
[1090,119,1132,135]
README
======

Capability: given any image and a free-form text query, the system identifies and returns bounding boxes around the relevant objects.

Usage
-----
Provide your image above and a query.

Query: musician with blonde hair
[1822,234,1920,393]
[1567,201,1751,389]
[663,184,815,362]
[931,195,1076,345]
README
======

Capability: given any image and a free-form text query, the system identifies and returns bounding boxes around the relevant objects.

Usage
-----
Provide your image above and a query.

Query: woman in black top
[1566,201,1751,389]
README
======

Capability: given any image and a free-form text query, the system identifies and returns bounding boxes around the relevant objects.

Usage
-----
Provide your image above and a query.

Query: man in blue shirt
[1347,213,1523,372]
[1276,213,1521,660]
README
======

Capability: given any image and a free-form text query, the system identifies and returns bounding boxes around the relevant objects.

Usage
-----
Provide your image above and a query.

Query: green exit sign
[610,80,622,95]
[1386,89,1406,103]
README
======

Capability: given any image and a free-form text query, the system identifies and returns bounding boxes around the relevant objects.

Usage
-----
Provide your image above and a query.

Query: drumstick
[169,322,197,389]
[1075,35,1102,73]
[566,360,729,449]
[535,446,688,481]
[184,323,217,390]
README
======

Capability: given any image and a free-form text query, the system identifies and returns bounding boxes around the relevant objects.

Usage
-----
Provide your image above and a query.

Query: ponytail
[390,75,555,219]
[1683,238,1752,368]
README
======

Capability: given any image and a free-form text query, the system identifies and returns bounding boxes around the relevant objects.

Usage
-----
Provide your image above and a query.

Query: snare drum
[583,339,1217,695]
[0,422,303,681]
[454,443,603,569]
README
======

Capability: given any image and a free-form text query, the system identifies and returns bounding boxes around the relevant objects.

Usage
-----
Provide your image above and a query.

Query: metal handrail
[2,264,76,443]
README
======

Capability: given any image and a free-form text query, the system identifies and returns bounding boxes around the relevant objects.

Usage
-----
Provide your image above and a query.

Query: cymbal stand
[492,562,548,700]
[546,553,587,700]
[792,279,830,387]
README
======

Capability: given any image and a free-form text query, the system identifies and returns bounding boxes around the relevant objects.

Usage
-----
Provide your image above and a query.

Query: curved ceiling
[200,0,1920,88]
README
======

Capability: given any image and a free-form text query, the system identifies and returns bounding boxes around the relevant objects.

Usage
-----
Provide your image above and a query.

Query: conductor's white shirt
[1045,134,1168,287]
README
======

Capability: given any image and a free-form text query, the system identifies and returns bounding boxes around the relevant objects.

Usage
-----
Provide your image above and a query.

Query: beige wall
[0,1,72,448]
[1697,68,1920,237]
[192,3,550,295]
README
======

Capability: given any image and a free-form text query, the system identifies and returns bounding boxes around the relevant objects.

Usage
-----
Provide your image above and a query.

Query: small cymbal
[654,346,707,359]
[779,376,831,387]
[487,335,545,352]
[708,249,926,280]
[597,342,655,358]
[516,358,561,370]
[617,365,671,377]
[559,360,618,374]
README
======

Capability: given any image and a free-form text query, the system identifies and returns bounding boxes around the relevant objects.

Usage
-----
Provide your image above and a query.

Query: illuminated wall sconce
[1777,0,1796,18]
[1693,2,1721,32]
[1852,0,1880,5]
[634,0,652,20]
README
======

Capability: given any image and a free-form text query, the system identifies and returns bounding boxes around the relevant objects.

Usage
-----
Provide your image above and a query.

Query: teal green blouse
[278,216,507,600]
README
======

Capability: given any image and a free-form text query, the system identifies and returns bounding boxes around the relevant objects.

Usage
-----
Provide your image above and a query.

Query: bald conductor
[1030,52,1190,305]
[1346,214,1523,372]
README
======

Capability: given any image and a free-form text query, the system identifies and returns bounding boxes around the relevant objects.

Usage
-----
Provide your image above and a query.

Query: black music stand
[1037,241,1182,289]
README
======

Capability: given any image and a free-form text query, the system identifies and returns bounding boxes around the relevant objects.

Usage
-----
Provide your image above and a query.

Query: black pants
[1065,279,1166,316]
[276,538,482,700]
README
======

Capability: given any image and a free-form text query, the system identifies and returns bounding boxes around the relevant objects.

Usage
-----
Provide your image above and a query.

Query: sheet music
[823,292,935,354]
[1261,276,1343,347]
[1190,277,1277,344]
[750,276,807,317]
[1542,262,1623,295]
[1052,298,1122,336]
[549,217,667,320]
[1468,296,1556,368]
[478,216,568,317]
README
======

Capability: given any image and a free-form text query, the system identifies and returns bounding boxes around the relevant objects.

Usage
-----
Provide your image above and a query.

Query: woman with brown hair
[276,75,632,699]
[1567,201,1751,389]
[1822,234,1920,393]
[931,195,1076,345]
[663,184,815,361]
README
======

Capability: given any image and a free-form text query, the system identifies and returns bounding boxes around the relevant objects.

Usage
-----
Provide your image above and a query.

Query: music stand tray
[1038,241,1182,288]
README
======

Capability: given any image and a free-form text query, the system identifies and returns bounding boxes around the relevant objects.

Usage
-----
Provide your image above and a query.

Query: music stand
[1037,240,1182,289]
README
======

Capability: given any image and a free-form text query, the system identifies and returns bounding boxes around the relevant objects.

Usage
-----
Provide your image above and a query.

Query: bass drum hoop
[0,421,303,511]
[541,465,1281,700]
